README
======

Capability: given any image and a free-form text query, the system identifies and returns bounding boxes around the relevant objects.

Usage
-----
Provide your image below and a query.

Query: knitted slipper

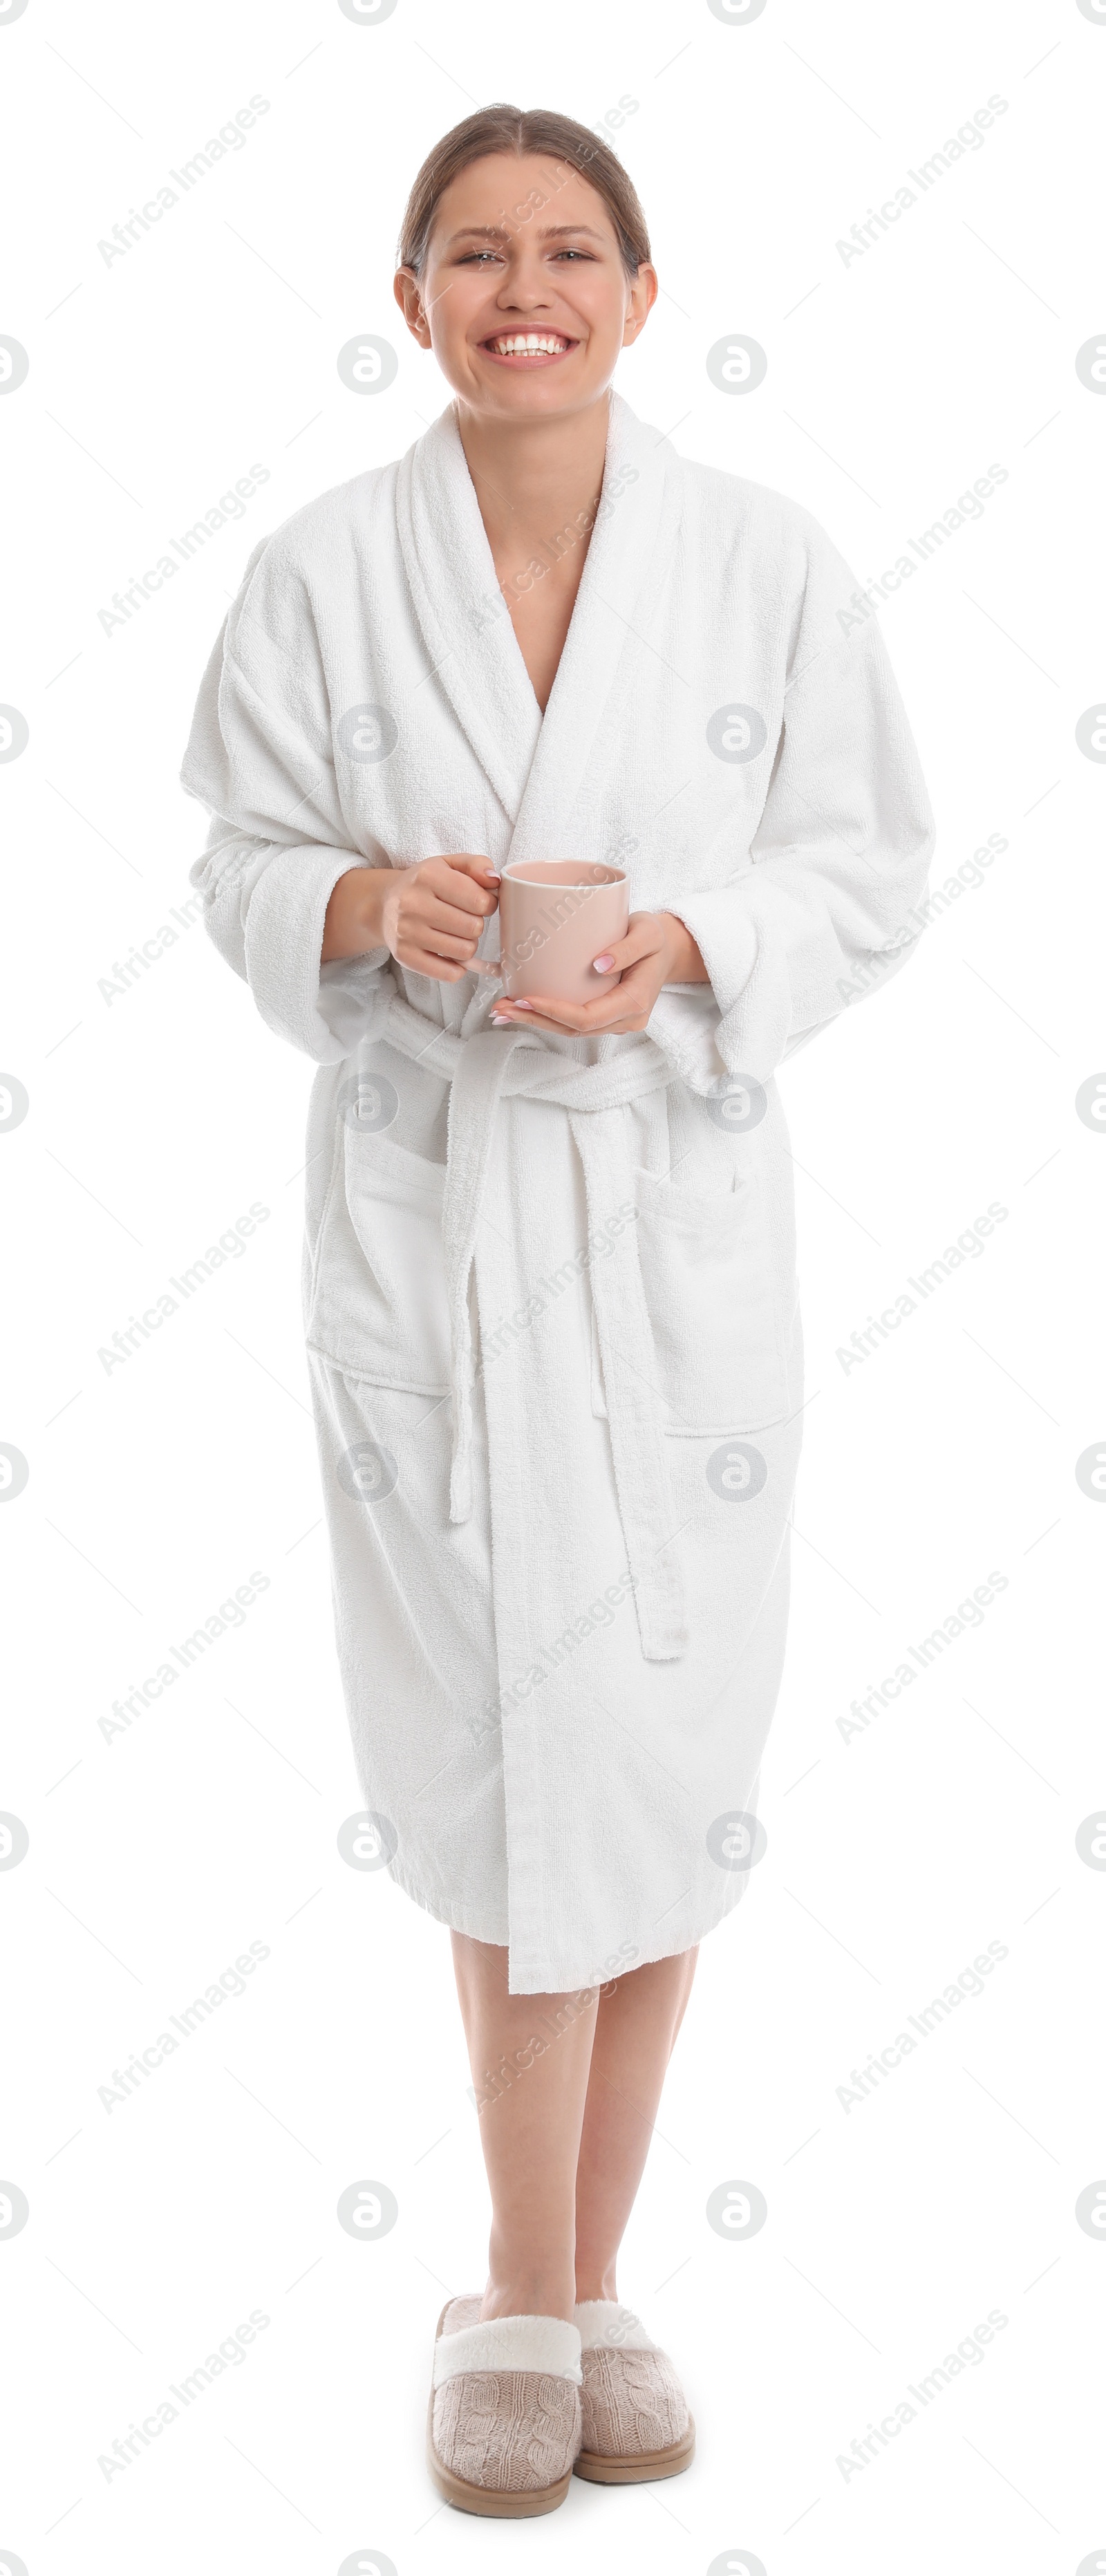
[427,2295,583,2516]
[572,2300,695,2483]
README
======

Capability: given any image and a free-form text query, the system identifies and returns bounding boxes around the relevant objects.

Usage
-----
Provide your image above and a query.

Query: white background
[1,1,1103,2569]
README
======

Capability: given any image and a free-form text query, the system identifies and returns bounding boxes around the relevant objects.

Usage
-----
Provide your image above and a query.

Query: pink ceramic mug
[498,860,630,1004]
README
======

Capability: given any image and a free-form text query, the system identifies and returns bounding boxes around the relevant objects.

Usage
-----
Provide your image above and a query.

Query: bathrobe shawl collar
[395,391,681,854]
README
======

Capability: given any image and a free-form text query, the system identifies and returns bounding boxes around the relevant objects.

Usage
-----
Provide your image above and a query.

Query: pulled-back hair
[397,103,651,280]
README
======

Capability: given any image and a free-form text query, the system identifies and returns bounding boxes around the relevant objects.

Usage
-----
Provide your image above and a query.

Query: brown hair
[397,104,651,281]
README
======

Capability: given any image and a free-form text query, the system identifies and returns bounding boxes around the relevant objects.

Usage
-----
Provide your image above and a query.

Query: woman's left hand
[490,910,707,1037]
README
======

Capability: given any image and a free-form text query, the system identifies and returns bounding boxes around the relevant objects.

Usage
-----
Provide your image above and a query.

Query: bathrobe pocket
[306,1126,452,1393]
[634,1164,789,1434]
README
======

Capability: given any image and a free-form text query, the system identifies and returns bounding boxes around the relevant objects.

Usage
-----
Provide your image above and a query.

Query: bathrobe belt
[379,995,688,1663]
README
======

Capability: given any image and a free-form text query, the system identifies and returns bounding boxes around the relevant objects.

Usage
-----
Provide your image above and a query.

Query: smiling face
[394,152,657,422]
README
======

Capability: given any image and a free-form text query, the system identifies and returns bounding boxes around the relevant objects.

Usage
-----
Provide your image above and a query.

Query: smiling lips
[481,330,576,366]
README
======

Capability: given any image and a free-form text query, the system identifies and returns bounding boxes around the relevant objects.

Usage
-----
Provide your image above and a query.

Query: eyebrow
[444,223,608,246]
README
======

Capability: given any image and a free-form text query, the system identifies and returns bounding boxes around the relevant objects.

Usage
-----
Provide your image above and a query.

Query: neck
[453,393,612,557]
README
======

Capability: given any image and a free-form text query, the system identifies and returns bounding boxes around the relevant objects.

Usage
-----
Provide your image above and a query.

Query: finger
[505,1005,654,1038]
[494,994,635,1035]
[433,855,502,913]
[406,925,482,964]
[583,955,664,1017]
[491,1002,579,1035]
[447,852,501,881]
[589,917,662,976]
[410,886,495,937]
[429,884,498,922]
[503,960,661,1035]
[490,960,648,1032]
[416,895,494,942]
[396,944,467,982]
[420,881,498,924]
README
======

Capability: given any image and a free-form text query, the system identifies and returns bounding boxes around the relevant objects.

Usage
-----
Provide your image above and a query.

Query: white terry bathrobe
[182,392,934,1994]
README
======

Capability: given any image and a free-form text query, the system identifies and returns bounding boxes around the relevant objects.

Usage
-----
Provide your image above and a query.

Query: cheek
[560,274,626,336]
[583,296,629,345]
[427,274,483,340]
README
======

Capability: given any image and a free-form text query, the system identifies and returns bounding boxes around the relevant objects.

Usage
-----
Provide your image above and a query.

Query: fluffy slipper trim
[433,2313,583,2387]
[574,2300,657,2353]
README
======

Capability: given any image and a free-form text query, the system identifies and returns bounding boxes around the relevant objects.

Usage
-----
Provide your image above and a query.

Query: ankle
[574,2272,619,2306]
[480,2272,577,2325]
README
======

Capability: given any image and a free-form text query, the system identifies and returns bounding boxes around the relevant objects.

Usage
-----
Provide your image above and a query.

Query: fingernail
[485,871,501,882]
[592,954,614,973]
[514,999,534,1009]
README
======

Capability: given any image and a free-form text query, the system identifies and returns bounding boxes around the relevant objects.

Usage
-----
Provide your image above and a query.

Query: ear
[622,262,659,346]
[393,267,431,348]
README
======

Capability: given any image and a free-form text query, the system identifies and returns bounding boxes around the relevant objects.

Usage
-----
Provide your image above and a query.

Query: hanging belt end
[449,1447,473,1524]
[448,1375,474,1524]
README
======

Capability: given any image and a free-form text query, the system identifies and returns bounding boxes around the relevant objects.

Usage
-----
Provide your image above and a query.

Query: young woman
[182,104,933,2517]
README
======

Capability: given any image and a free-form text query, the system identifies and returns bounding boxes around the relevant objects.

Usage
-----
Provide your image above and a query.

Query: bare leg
[573,1948,699,2303]
[450,1932,600,2324]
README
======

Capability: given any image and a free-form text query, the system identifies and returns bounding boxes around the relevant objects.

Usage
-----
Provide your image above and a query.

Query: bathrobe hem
[382,1848,751,1995]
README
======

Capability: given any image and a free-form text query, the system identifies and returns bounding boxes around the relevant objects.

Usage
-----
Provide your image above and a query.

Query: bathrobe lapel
[505,395,682,864]
[395,395,682,858]
[395,409,542,825]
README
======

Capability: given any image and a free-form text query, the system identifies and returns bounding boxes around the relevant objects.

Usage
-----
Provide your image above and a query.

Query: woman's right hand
[321,855,500,979]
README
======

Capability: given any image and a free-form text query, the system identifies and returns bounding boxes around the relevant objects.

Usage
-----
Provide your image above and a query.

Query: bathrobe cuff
[241,841,390,1058]
[648,890,759,1092]
[188,810,393,1063]
[664,889,758,1020]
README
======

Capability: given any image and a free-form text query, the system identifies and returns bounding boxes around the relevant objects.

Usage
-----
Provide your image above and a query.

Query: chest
[489,549,590,716]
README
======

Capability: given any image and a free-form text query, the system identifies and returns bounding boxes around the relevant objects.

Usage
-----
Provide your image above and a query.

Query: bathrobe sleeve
[665,516,935,1087]
[180,533,390,1064]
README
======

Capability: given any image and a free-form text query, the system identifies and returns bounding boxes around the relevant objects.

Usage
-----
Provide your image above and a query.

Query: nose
[494,252,554,312]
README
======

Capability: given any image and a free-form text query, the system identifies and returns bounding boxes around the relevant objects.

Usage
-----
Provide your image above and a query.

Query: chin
[466,367,610,416]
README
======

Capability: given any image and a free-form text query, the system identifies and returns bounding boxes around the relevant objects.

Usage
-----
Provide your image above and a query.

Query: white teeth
[489,333,569,355]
